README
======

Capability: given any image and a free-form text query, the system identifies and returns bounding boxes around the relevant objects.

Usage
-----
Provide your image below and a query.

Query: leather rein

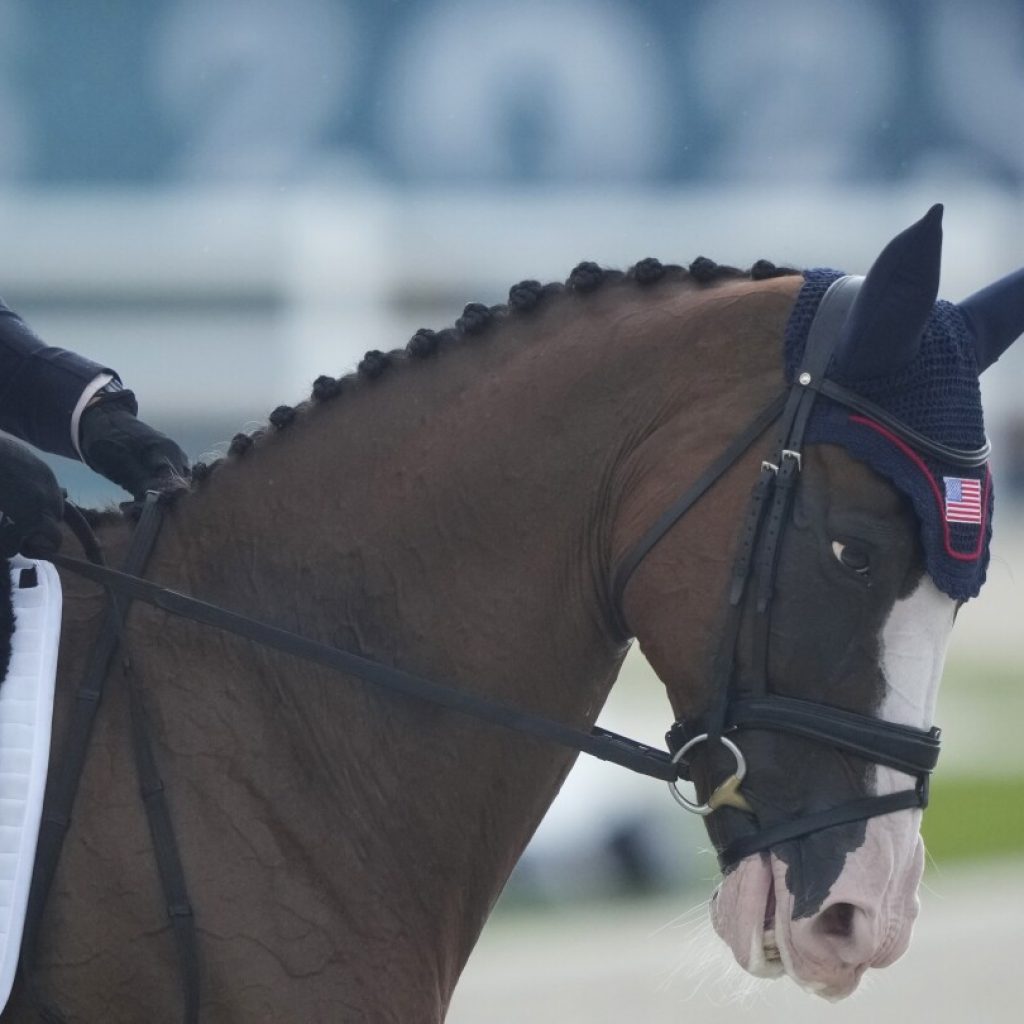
[20,276,988,1021]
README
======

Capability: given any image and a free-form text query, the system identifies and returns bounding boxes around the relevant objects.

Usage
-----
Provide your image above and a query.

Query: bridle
[19,276,988,1020]
[611,275,988,868]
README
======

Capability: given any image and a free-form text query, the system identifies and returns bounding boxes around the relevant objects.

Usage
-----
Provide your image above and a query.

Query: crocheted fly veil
[784,205,1024,601]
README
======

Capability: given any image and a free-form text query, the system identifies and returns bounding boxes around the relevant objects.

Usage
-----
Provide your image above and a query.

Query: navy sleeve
[0,296,118,460]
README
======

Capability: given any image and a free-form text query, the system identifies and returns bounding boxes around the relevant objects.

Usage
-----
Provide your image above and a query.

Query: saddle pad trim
[0,557,60,1012]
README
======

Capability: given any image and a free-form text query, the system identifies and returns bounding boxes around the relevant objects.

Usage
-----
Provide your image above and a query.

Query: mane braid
[269,405,296,429]
[181,256,799,491]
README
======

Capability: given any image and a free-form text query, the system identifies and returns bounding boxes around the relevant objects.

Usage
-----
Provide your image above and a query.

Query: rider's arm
[0,296,118,460]
[0,296,189,498]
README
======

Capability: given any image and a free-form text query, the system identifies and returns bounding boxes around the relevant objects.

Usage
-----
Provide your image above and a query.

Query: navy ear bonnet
[785,269,992,601]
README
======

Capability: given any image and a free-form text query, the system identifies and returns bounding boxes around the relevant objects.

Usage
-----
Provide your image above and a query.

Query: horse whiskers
[647,896,712,937]
[658,915,772,1007]
[656,915,717,995]
[922,841,944,879]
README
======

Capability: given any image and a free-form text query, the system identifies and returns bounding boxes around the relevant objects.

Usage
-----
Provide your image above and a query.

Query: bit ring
[668,734,748,816]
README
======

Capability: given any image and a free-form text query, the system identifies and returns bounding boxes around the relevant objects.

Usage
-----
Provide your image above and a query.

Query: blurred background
[1,1,1021,1020]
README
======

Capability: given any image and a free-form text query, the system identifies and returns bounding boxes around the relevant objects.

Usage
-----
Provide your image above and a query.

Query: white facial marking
[877,574,956,793]
[710,575,959,998]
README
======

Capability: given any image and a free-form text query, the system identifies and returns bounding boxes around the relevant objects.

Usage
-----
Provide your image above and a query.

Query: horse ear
[957,266,1024,373]
[833,204,944,378]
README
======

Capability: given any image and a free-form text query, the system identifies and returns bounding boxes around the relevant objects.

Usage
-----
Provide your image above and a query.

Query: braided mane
[188,256,798,485]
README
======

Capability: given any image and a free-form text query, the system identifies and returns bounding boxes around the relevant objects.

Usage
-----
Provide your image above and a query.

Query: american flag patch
[943,476,983,524]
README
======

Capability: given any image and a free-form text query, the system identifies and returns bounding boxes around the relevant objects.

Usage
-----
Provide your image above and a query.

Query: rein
[50,530,680,782]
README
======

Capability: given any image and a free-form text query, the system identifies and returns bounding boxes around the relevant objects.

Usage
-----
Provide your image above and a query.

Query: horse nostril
[816,902,857,939]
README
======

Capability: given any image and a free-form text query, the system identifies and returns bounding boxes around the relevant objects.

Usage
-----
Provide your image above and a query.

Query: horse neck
[81,275,797,1015]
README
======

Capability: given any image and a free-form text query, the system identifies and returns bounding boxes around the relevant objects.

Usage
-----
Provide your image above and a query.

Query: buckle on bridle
[668,734,752,816]
[781,449,802,471]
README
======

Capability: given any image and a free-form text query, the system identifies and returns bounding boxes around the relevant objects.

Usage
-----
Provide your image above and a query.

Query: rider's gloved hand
[0,437,64,559]
[79,388,190,500]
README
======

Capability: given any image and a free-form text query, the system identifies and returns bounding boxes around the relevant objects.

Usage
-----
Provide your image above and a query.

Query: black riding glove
[78,390,190,500]
[0,437,64,559]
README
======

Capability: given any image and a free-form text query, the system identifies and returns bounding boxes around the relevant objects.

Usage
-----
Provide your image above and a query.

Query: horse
[5,205,1019,1022]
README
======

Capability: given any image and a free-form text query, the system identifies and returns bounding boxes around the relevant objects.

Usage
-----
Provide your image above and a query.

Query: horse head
[620,206,1021,998]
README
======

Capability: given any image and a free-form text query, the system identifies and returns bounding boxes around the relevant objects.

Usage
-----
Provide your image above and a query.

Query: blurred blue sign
[0,0,1020,186]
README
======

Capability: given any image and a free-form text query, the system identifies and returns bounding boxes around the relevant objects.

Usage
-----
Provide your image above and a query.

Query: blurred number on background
[378,0,669,182]
[692,0,899,182]
[0,0,1023,187]
[152,0,357,183]
[931,0,1024,182]
[0,0,30,182]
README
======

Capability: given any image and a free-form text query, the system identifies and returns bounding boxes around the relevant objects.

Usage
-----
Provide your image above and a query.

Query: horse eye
[831,541,871,575]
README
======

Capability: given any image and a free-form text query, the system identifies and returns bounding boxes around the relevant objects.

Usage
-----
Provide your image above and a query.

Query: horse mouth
[711,855,787,980]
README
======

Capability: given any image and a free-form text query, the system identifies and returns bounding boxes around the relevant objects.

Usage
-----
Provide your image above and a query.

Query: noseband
[611,275,988,868]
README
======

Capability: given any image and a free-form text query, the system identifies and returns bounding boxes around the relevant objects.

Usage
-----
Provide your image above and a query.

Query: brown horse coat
[10,273,819,1021]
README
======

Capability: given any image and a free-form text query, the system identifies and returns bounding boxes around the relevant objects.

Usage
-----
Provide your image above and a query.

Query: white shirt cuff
[71,372,114,460]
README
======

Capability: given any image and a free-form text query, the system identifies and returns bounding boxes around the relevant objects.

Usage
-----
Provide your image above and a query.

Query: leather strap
[122,573,201,1024]
[609,391,788,639]
[817,379,991,467]
[50,550,681,784]
[21,499,164,983]
[726,697,940,775]
[669,696,940,779]
[718,786,927,866]
[129,673,200,1023]
[22,496,200,1024]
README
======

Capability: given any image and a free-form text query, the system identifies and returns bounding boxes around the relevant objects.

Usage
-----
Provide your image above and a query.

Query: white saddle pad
[0,556,60,1011]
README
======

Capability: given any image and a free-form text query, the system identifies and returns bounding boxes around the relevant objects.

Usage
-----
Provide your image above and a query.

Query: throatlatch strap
[610,392,787,639]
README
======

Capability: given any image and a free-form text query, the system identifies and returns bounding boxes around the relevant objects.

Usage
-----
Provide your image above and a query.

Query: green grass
[924,775,1024,863]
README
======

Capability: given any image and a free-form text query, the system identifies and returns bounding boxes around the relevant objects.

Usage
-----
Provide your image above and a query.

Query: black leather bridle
[20,276,989,1021]
[612,275,988,868]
